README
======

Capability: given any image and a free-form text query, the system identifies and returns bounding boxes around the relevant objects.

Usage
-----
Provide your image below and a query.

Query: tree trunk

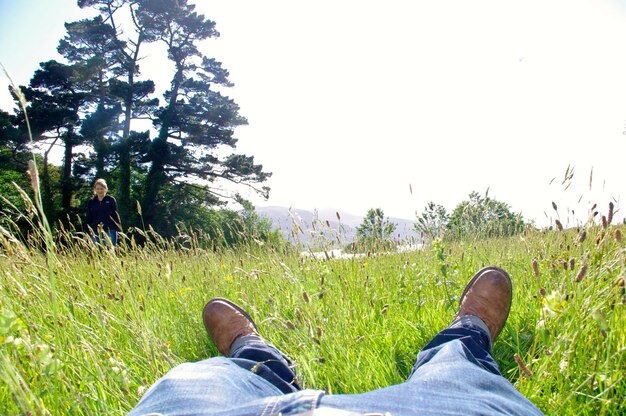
[117,72,133,227]
[41,151,54,225]
[61,130,73,213]
[94,135,105,179]
[141,66,184,227]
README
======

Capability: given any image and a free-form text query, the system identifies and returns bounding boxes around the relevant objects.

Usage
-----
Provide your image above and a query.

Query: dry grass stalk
[514,353,533,377]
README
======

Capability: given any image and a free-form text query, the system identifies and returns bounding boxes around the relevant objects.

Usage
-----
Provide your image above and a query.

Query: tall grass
[1,66,623,414]
[1,191,624,414]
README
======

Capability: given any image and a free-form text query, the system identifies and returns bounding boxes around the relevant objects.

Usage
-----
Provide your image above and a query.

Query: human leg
[407,265,513,377]
[318,266,543,415]
[108,229,118,246]
[202,298,300,393]
[129,298,303,416]
[130,268,543,415]
[127,356,287,416]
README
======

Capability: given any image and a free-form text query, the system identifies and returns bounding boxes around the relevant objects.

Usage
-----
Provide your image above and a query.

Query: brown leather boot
[202,298,261,356]
[455,266,512,343]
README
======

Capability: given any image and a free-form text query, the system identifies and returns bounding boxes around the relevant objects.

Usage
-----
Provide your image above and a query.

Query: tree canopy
[415,202,449,241]
[446,191,525,239]
[355,208,397,251]
[0,0,272,242]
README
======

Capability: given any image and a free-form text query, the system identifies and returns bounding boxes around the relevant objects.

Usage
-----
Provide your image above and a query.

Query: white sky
[1,0,626,227]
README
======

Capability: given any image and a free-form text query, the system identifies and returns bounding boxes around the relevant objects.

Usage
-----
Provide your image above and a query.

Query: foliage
[138,0,270,226]
[446,191,525,240]
[0,0,271,236]
[354,208,397,251]
[161,197,284,250]
[415,202,449,242]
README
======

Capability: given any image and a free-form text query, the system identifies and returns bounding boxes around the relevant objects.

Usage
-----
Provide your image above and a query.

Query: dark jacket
[86,195,121,233]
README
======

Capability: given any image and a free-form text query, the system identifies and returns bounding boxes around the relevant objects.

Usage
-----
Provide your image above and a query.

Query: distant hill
[255,206,420,246]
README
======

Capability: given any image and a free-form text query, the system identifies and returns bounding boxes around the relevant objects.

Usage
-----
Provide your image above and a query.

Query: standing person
[86,178,121,246]
[128,266,544,415]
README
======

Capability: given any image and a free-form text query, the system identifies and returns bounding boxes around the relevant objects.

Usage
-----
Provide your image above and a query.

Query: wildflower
[616,229,622,243]
[608,202,614,224]
[542,290,566,317]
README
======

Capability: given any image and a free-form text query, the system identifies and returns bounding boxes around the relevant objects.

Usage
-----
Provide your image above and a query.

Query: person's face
[94,184,108,199]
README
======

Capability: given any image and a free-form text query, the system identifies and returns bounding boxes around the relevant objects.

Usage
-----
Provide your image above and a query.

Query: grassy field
[0,211,625,415]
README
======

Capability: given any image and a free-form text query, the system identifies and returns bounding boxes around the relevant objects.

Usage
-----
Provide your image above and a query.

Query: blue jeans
[129,317,543,415]
[92,230,117,247]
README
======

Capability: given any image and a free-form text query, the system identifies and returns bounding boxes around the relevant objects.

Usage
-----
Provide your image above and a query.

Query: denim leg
[409,315,501,377]
[127,357,285,416]
[319,316,543,415]
[128,337,307,416]
[108,229,118,246]
[229,335,301,394]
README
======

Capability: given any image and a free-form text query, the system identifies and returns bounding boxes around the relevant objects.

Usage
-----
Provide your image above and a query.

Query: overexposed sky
[1,0,625,227]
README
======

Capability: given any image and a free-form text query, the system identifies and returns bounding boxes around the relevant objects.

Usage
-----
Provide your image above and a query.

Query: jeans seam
[309,390,323,412]
[261,396,279,416]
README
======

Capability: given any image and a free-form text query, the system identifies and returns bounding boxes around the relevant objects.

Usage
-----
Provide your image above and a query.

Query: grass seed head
[608,202,614,224]
[514,353,533,377]
[532,259,539,276]
[575,264,588,282]
[615,229,622,243]
[26,160,40,193]
[555,219,563,231]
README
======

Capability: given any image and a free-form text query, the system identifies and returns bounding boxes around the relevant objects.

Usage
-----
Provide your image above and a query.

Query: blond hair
[93,178,108,191]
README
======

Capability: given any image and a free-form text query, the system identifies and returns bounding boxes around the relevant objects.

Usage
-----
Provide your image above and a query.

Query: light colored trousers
[129,317,543,416]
